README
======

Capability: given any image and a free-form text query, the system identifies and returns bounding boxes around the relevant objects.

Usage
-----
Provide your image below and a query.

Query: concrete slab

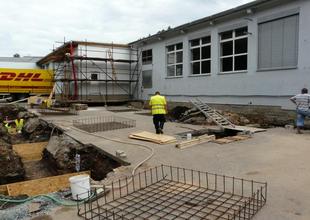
[39,107,310,220]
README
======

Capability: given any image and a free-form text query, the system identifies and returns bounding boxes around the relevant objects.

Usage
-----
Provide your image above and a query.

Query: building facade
[131,0,310,111]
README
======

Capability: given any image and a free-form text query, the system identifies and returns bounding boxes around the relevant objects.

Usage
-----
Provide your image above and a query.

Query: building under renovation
[36,41,140,104]
[131,0,309,111]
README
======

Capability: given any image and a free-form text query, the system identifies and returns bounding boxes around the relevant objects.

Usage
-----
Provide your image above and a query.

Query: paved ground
[31,107,310,220]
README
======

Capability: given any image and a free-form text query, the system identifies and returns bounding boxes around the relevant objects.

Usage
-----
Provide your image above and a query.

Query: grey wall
[139,0,310,110]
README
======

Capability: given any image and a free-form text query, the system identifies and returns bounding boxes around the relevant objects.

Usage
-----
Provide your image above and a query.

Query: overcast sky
[0,0,252,57]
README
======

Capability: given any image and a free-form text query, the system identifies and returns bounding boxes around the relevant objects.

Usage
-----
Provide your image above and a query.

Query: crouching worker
[149,91,167,134]
[15,116,24,134]
[290,88,310,134]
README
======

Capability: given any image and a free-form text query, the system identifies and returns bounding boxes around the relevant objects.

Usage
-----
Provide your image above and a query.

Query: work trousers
[153,114,166,134]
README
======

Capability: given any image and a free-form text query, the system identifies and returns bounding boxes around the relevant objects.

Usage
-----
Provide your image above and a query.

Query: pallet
[176,135,215,149]
[3,171,90,196]
[129,131,176,144]
[12,142,48,162]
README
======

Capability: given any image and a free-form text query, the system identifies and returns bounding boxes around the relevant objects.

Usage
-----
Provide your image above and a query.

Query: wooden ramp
[129,131,176,144]
[12,142,48,162]
[3,171,90,196]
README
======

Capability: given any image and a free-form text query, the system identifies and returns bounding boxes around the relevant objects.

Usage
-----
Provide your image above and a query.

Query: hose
[66,125,155,189]
[0,194,79,206]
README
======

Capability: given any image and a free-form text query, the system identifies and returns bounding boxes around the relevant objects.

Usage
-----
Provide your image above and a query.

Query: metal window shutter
[282,15,299,67]
[271,19,284,68]
[258,22,272,69]
[258,14,299,69]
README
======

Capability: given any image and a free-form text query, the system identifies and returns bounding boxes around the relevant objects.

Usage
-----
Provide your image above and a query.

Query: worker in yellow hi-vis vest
[15,116,24,133]
[149,91,167,134]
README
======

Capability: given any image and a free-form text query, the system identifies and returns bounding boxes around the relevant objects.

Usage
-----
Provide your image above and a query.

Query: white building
[131,0,309,112]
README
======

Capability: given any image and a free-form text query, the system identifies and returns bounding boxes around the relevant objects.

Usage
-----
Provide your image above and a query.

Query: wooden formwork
[12,141,48,162]
[0,171,90,196]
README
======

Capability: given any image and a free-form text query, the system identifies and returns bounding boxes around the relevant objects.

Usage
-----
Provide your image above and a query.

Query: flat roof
[130,0,291,45]
[36,41,131,65]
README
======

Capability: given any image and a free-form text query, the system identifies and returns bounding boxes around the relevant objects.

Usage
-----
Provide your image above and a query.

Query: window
[220,27,248,72]
[142,49,152,65]
[190,36,211,75]
[142,70,152,88]
[91,73,98,80]
[258,14,299,70]
[166,43,183,77]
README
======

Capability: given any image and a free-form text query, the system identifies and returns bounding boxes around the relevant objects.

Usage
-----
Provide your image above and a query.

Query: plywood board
[176,135,215,149]
[13,142,48,162]
[129,131,176,144]
[0,185,8,195]
[223,125,266,133]
[6,171,90,196]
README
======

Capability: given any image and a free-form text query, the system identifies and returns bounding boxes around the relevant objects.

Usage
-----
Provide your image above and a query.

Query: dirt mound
[169,106,190,120]
[0,104,61,184]
[43,135,121,180]
[0,105,27,121]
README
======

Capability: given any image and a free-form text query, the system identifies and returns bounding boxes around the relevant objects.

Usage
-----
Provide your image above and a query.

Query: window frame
[166,43,183,77]
[219,27,248,74]
[190,36,212,75]
[142,49,153,65]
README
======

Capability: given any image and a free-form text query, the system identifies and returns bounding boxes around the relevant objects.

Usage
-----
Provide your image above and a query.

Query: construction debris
[129,131,176,144]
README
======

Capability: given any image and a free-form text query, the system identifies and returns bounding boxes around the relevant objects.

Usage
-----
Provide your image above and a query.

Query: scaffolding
[37,41,141,104]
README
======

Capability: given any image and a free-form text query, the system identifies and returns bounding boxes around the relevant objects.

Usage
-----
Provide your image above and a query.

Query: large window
[190,36,211,75]
[167,43,183,77]
[142,70,152,88]
[142,49,152,65]
[258,14,299,70]
[220,27,248,73]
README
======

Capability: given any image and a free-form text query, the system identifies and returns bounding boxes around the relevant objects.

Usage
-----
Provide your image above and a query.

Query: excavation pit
[77,165,267,220]
[73,116,136,133]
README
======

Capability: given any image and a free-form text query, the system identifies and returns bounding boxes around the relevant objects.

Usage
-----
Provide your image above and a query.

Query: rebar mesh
[73,116,136,133]
[77,165,267,220]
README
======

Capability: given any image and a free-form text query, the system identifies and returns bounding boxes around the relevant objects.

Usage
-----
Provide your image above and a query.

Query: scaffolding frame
[38,41,141,104]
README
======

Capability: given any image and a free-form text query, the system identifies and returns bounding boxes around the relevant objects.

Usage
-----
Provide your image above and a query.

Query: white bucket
[69,174,90,200]
[186,133,192,140]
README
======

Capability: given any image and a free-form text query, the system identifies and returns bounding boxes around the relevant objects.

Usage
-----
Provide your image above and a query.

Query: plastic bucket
[186,133,192,140]
[69,174,90,200]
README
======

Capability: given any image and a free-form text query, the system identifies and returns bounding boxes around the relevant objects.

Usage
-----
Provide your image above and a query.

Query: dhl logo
[0,72,43,81]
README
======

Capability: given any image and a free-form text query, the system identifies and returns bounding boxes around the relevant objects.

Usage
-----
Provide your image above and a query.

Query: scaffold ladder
[190,98,235,128]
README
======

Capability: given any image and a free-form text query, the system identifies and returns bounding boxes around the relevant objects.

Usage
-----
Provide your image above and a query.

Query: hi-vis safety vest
[149,95,167,115]
[15,119,24,131]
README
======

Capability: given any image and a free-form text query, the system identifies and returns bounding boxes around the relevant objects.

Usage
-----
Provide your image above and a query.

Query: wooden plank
[212,135,251,144]
[0,185,8,195]
[213,138,236,144]
[12,142,48,162]
[223,125,266,133]
[176,135,216,149]
[226,135,251,141]
[129,131,176,144]
[6,171,90,196]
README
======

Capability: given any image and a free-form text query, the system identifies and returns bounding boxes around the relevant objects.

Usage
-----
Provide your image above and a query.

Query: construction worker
[15,116,24,133]
[149,91,167,134]
[290,88,310,134]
